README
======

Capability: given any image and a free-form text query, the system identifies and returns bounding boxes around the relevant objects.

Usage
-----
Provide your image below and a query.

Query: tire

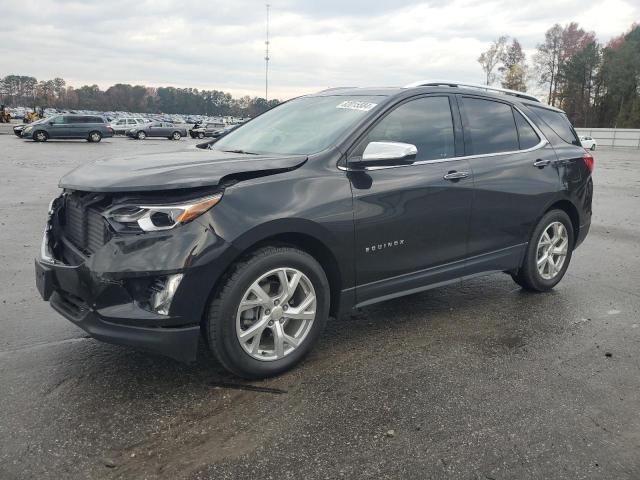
[591,144,596,151]
[206,246,330,379]
[198,132,205,139]
[33,130,48,142]
[171,131,181,140]
[511,210,574,292]
[88,131,102,143]
[136,131,146,140]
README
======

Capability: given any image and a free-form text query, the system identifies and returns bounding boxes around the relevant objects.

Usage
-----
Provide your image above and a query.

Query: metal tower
[265,4,270,102]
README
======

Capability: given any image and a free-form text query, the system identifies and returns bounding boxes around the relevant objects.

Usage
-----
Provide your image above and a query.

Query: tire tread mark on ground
[209,380,287,394]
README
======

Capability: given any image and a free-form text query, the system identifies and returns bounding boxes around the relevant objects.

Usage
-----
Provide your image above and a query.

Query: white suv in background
[109,118,149,135]
[580,135,597,150]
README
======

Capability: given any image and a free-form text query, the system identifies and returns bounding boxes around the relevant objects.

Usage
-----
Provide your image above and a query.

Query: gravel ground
[0,126,639,479]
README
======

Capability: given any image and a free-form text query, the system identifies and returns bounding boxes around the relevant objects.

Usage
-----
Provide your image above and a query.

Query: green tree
[499,38,527,91]
[596,25,640,127]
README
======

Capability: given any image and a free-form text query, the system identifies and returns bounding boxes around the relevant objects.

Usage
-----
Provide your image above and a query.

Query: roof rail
[319,86,358,92]
[404,80,541,103]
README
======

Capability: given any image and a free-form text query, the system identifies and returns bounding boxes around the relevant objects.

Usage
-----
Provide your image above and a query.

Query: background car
[579,135,597,150]
[109,117,149,135]
[21,114,113,142]
[189,122,225,139]
[127,121,188,140]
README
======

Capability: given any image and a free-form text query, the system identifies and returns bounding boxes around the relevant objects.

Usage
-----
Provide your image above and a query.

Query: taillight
[582,152,594,173]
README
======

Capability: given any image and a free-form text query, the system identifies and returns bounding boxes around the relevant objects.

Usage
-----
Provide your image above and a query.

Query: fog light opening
[150,274,184,316]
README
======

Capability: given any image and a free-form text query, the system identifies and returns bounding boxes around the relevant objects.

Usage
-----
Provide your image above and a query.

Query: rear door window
[360,96,456,161]
[528,105,580,145]
[460,97,519,155]
[513,110,540,150]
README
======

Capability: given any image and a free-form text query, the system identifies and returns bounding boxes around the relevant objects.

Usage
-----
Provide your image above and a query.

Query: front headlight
[104,193,222,232]
[23,126,33,133]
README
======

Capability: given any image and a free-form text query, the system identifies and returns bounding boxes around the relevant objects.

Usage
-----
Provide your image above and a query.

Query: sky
[1,0,638,100]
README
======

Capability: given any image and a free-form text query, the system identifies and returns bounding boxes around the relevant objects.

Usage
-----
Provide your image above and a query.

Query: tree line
[0,76,280,117]
[478,23,640,128]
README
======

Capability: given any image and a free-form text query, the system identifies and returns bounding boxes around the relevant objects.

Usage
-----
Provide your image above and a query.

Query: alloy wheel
[236,267,316,361]
[536,221,569,280]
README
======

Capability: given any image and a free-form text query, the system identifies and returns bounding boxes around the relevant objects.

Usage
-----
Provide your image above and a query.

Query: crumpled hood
[59,148,308,192]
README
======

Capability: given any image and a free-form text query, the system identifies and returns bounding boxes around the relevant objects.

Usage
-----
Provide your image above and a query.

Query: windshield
[213,95,384,155]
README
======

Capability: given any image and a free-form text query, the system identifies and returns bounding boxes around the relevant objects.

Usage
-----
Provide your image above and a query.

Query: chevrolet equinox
[35,81,593,378]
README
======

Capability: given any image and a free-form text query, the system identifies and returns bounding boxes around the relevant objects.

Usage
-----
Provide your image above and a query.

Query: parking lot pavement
[0,134,638,480]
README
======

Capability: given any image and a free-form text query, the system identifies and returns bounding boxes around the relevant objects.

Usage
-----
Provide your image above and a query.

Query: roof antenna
[265,4,271,102]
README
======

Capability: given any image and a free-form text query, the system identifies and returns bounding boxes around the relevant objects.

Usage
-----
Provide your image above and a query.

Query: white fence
[575,128,640,149]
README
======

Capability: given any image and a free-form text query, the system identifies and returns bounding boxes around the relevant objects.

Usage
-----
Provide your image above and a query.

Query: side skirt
[352,243,526,309]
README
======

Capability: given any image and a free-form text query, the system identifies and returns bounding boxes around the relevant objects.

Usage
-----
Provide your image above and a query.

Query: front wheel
[88,131,102,143]
[136,131,146,140]
[511,210,574,292]
[591,144,596,151]
[171,131,181,140]
[33,130,48,142]
[206,246,330,379]
[198,132,205,139]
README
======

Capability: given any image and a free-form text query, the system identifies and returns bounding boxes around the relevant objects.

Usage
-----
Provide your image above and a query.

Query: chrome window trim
[340,104,548,172]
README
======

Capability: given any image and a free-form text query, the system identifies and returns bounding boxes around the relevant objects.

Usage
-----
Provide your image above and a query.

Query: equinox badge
[365,240,405,253]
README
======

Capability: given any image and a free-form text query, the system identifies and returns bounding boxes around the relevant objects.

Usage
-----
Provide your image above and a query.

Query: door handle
[443,171,469,181]
[533,159,551,168]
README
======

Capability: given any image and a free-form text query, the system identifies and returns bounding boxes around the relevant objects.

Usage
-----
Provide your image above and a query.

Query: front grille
[61,193,112,256]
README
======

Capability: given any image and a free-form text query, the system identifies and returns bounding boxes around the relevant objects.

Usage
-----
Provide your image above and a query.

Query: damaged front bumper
[35,194,236,363]
[35,258,201,362]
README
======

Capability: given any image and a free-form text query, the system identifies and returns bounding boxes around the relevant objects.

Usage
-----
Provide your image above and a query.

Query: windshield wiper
[221,149,258,155]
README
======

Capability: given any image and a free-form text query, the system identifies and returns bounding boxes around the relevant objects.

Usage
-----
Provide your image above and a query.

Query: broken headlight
[104,193,222,232]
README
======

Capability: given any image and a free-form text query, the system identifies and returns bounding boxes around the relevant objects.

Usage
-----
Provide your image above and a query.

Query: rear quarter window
[528,105,580,146]
[513,110,540,150]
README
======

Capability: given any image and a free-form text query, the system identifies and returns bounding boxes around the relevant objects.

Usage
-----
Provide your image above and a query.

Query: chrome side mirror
[357,141,418,167]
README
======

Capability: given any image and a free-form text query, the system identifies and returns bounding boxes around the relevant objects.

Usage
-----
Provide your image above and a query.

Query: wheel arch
[543,199,580,248]
[204,224,345,323]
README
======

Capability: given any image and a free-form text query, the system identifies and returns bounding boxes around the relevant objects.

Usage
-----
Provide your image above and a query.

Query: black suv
[35,82,593,378]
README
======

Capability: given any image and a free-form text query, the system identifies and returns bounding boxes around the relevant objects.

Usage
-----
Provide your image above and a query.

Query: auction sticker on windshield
[336,101,377,111]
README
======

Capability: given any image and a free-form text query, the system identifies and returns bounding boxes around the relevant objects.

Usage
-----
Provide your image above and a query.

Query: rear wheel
[198,132,205,139]
[88,131,102,143]
[33,130,48,142]
[511,210,574,292]
[206,246,329,378]
[591,144,596,151]
[136,131,146,140]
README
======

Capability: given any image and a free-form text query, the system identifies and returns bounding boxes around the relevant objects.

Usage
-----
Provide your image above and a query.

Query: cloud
[1,0,638,99]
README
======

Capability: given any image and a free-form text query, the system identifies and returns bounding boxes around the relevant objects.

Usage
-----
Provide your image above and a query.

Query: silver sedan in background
[127,121,188,140]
